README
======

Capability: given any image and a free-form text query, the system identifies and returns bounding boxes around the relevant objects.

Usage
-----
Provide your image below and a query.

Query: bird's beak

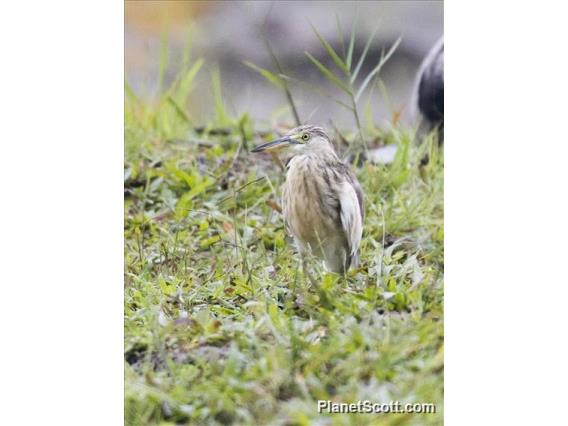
[251,136,295,153]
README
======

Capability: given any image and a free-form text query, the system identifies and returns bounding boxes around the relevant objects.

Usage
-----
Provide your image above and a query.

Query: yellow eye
[301,133,310,142]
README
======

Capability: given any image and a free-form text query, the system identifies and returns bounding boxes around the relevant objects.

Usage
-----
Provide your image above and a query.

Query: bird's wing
[338,180,363,258]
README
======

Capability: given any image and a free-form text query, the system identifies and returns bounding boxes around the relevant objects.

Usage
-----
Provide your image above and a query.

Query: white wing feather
[338,181,363,258]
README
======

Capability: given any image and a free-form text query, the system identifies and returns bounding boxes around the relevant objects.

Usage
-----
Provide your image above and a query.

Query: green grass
[125,56,444,424]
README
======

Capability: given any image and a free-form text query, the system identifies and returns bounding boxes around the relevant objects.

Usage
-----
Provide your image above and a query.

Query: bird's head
[251,125,335,156]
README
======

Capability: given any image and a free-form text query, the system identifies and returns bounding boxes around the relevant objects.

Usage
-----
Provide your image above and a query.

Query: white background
[1,1,567,424]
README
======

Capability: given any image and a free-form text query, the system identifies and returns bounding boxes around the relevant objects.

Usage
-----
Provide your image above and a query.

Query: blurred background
[125,0,443,129]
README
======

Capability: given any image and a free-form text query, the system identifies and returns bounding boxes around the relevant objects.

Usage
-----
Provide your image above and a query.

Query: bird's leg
[296,241,318,288]
[301,254,318,288]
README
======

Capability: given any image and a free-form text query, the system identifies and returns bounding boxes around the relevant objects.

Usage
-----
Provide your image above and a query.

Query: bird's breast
[283,156,340,246]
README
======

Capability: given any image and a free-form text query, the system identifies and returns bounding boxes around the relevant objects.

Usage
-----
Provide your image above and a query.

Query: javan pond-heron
[252,125,364,274]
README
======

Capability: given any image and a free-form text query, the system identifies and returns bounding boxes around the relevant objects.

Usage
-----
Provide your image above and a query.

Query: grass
[125,46,444,425]
[246,17,402,155]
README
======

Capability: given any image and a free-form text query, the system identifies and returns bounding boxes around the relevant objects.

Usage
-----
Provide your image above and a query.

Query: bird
[252,125,363,274]
[411,36,444,141]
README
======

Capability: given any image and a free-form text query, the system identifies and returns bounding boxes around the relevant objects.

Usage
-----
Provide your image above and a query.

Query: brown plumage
[252,125,363,273]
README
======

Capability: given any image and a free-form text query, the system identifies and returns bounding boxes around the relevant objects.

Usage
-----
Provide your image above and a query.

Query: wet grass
[125,53,443,424]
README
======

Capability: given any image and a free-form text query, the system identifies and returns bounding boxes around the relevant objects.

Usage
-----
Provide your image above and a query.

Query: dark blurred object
[412,36,444,141]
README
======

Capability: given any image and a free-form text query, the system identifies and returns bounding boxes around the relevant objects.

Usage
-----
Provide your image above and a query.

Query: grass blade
[125,80,139,104]
[180,27,193,71]
[377,78,396,119]
[211,68,229,126]
[311,24,349,76]
[182,58,204,86]
[243,61,284,89]
[167,96,192,125]
[305,52,351,95]
[346,14,357,70]
[262,33,301,126]
[350,21,381,84]
[334,99,355,111]
[335,14,346,59]
[355,36,401,102]
[157,33,169,95]
[280,74,342,101]
[176,58,204,101]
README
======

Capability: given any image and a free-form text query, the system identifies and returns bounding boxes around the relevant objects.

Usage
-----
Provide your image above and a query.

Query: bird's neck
[288,149,339,174]
[300,139,339,162]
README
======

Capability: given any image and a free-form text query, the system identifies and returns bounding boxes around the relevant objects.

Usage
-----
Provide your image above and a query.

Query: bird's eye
[301,133,310,142]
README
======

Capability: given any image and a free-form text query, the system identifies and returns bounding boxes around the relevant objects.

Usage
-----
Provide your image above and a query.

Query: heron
[252,125,364,274]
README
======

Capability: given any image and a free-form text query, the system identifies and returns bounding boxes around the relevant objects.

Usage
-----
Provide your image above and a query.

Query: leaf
[159,278,176,296]
[175,178,214,218]
[346,14,357,70]
[185,178,214,200]
[199,234,221,249]
[351,22,381,84]
[355,36,401,102]
[305,52,351,95]
[168,166,195,188]
[311,24,349,76]
[274,232,285,249]
[243,61,284,89]
[266,199,282,213]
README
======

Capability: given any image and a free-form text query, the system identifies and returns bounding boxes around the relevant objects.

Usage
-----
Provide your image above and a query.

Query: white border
[446,1,568,424]
[1,1,568,425]
[0,2,123,424]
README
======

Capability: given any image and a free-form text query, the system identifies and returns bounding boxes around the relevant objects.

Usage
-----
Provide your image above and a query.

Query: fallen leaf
[266,199,282,213]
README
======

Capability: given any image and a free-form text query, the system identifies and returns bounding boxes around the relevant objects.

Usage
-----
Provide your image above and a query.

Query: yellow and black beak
[251,136,296,153]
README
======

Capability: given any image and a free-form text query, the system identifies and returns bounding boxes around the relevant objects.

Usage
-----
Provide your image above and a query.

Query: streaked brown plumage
[252,125,363,273]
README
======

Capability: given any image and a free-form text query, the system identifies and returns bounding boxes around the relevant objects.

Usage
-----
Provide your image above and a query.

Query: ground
[124,75,444,425]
